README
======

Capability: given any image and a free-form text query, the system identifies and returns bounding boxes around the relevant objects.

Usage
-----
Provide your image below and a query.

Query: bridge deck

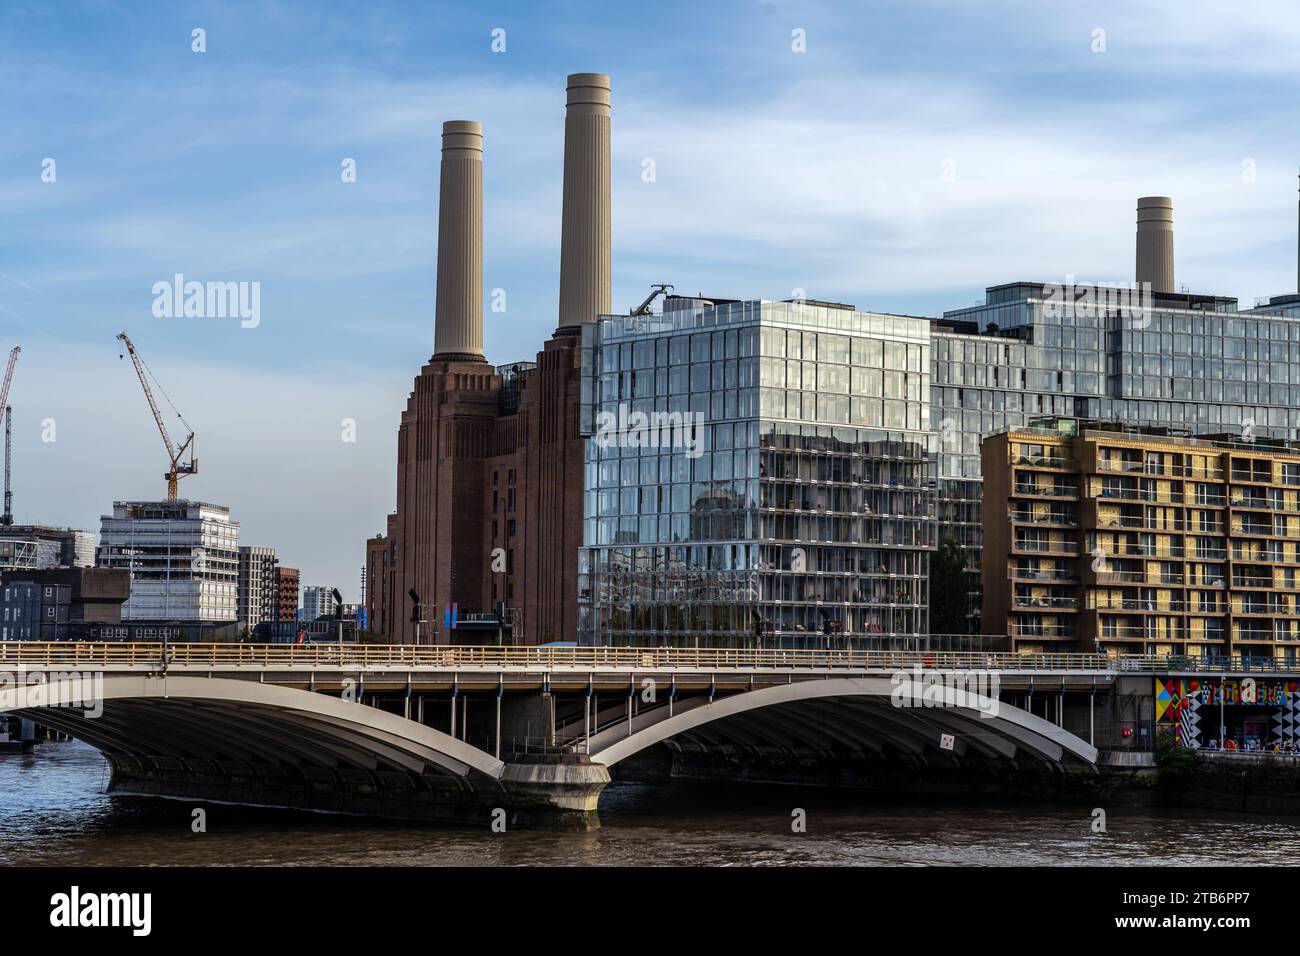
[0,643,1127,693]
[0,642,1107,670]
[1,644,1293,688]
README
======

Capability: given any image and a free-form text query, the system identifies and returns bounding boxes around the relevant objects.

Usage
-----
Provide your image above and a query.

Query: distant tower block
[557,73,612,331]
[1136,196,1175,294]
[433,120,485,360]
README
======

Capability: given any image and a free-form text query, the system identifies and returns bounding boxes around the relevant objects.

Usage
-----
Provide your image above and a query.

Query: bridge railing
[1117,654,1300,675]
[0,642,1112,671]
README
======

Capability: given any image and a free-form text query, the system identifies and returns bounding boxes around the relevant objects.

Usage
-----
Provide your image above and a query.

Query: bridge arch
[583,677,1098,768]
[0,674,505,780]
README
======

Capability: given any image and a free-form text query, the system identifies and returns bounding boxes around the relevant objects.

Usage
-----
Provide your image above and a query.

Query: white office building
[301,585,338,621]
[96,501,240,622]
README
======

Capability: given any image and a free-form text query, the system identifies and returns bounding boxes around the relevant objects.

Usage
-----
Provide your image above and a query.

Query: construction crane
[630,283,674,315]
[0,345,19,526]
[116,332,197,501]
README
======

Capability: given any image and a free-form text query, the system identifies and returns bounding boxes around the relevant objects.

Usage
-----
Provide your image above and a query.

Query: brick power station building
[363,72,1300,652]
[364,74,611,645]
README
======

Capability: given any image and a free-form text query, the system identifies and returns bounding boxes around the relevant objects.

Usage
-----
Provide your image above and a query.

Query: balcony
[1095,459,1144,474]
[1009,622,1076,638]
[1235,606,1278,617]
[1097,515,1190,532]
[1009,565,1079,583]
[1097,624,1195,641]
[1012,596,1081,611]
[1094,569,1185,585]
[1091,599,1201,614]
[1233,524,1277,539]
[1228,493,1299,514]
[1105,543,1186,559]
[1014,485,1078,499]
[1013,542,1079,556]
[1011,454,1076,470]
[1098,487,1187,505]
[1231,469,1274,485]
[1231,549,1285,564]
[1232,575,1275,589]
[1009,509,1078,527]
[1096,459,1224,480]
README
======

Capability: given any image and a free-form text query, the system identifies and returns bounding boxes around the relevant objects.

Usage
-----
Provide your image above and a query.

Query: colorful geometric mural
[1155,678,1201,746]
[1154,677,1300,747]
[1272,694,1299,745]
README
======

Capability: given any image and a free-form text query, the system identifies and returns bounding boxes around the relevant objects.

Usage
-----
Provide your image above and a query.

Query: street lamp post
[409,588,423,645]
[122,547,142,629]
[332,588,344,649]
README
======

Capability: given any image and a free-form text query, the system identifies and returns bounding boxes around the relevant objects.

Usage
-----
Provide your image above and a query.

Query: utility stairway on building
[0,642,1195,827]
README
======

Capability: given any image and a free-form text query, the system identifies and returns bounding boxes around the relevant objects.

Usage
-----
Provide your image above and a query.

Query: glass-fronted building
[97,500,240,622]
[578,298,936,647]
[574,281,1300,646]
[931,282,1300,629]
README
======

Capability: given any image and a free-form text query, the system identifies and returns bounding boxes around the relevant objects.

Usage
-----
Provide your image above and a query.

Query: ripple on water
[3,741,1300,866]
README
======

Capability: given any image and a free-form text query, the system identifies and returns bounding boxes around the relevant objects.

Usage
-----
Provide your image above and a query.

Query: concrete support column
[495,689,502,760]
[499,756,610,829]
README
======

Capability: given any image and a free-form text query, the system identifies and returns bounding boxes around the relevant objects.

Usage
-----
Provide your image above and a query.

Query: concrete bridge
[0,643,1137,827]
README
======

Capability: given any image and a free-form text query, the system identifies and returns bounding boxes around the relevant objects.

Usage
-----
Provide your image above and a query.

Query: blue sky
[2,0,1299,599]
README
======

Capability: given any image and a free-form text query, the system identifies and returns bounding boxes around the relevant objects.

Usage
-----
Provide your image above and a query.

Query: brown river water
[2,740,1298,866]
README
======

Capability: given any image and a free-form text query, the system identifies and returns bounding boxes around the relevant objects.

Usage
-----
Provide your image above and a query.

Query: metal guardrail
[0,642,1111,672]
[4,642,1296,676]
[1117,654,1300,674]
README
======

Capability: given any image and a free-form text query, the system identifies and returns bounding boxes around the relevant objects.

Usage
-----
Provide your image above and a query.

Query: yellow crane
[116,332,197,501]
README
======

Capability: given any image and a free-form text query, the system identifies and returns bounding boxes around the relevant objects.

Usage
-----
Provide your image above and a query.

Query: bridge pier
[105,753,611,830]
[498,755,611,829]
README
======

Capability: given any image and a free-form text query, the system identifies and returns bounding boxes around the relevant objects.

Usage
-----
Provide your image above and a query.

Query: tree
[929,535,970,636]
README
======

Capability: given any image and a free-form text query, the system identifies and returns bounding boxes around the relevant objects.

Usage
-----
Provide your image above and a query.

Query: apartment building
[275,566,299,623]
[236,546,278,630]
[983,422,1300,660]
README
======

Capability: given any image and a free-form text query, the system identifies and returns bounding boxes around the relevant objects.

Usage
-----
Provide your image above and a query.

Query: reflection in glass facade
[933,283,1300,630]
[578,300,936,647]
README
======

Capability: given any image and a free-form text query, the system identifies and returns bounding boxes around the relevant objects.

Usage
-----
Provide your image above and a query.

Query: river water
[3,741,1299,866]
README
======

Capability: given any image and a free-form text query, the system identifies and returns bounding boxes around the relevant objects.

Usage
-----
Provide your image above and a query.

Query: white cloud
[609,68,1300,306]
